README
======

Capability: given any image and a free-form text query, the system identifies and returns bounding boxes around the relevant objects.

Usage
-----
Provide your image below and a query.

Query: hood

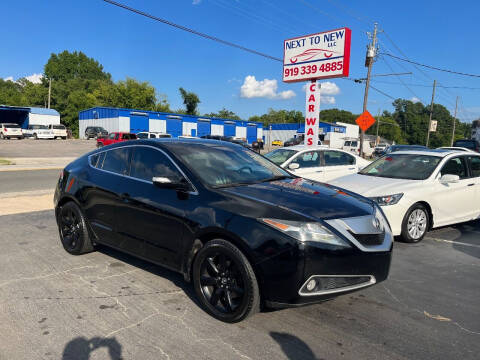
[330,173,423,197]
[221,177,374,221]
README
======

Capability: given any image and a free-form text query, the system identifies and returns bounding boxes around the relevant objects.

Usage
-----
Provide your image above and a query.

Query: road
[0,169,58,194]
[0,169,479,359]
[0,139,95,158]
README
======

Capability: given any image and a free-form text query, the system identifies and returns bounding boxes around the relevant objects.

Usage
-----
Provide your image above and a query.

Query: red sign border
[282,27,351,83]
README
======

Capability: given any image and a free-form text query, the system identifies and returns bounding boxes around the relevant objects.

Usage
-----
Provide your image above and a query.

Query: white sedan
[264,145,371,183]
[330,150,480,242]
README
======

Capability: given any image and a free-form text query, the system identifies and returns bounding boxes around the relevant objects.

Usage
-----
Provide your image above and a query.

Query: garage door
[167,119,182,138]
[197,120,211,138]
[247,125,257,144]
[130,115,149,133]
[223,122,235,137]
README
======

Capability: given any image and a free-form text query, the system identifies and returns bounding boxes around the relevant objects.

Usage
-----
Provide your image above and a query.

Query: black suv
[85,126,108,140]
[453,139,480,152]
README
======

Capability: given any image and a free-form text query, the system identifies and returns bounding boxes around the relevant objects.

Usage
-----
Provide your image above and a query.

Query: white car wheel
[401,204,429,243]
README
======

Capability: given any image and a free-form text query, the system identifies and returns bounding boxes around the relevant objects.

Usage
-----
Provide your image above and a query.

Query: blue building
[263,122,347,144]
[79,107,263,143]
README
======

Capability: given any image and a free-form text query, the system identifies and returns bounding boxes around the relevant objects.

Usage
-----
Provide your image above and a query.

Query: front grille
[299,275,374,296]
[348,230,384,246]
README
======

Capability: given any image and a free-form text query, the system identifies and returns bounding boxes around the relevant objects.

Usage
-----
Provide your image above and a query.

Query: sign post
[283,28,351,148]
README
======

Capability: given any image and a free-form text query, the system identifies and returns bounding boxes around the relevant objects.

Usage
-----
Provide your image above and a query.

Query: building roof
[29,107,60,116]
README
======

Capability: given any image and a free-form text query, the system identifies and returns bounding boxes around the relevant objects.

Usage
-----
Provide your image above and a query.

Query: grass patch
[0,158,13,165]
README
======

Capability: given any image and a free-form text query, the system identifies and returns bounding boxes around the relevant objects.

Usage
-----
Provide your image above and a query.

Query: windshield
[173,144,292,188]
[359,154,441,180]
[264,149,298,165]
[32,125,48,129]
[454,140,476,149]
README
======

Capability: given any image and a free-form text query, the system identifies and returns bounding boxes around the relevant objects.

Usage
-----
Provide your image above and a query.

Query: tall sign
[283,28,352,148]
[305,81,320,146]
[283,27,351,83]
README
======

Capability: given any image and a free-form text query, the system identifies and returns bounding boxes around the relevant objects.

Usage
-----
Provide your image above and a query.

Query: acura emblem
[373,217,382,231]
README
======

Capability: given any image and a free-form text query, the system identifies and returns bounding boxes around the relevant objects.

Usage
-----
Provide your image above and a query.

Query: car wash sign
[283,27,351,83]
[304,82,320,146]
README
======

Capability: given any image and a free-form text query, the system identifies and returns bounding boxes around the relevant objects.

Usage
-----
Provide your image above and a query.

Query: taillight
[4,128,7,132]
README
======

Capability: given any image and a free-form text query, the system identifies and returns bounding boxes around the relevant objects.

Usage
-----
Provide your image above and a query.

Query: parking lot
[0,140,479,360]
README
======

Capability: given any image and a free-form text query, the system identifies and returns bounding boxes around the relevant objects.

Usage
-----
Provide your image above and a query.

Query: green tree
[204,108,241,120]
[44,51,111,82]
[319,108,356,124]
[179,87,200,115]
[248,108,303,124]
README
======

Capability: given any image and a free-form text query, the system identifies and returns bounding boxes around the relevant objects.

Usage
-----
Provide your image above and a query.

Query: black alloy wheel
[58,202,94,255]
[193,240,260,323]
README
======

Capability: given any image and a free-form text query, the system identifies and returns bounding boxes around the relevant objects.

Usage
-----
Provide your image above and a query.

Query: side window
[114,134,120,140]
[130,147,183,182]
[122,134,128,140]
[468,156,480,177]
[294,151,321,168]
[102,148,131,175]
[324,150,355,166]
[149,134,156,139]
[108,133,115,139]
[137,133,147,139]
[441,157,468,179]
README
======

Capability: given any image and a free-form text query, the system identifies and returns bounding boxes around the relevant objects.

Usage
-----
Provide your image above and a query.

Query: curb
[0,166,64,172]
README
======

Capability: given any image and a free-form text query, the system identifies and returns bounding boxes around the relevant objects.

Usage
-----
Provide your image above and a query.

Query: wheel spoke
[200,275,217,287]
[225,290,234,311]
[217,253,227,272]
[230,286,244,295]
[221,291,233,312]
[206,257,219,275]
[210,287,222,306]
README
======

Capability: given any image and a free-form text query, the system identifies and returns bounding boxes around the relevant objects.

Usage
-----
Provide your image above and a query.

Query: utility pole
[426,80,436,147]
[48,78,52,109]
[451,96,459,146]
[375,109,381,145]
[360,22,379,157]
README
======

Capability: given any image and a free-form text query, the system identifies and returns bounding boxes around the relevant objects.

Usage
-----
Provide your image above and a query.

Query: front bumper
[261,242,392,308]
[379,203,408,236]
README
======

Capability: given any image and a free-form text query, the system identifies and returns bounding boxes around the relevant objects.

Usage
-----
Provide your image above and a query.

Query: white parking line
[425,237,480,248]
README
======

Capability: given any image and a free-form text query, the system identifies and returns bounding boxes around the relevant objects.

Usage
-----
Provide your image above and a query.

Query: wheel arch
[415,201,434,230]
[183,228,262,287]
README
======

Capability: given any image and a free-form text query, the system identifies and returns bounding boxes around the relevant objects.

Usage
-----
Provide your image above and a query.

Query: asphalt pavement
[0,208,479,359]
[0,169,59,194]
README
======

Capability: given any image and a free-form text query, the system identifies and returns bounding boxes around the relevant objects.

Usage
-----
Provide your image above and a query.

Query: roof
[29,107,60,116]
[0,105,60,116]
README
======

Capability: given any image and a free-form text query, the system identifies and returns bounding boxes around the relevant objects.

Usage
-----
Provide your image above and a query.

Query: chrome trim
[298,275,376,297]
[87,144,199,195]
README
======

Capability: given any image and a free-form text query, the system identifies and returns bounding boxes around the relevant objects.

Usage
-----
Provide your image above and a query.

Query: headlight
[370,193,403,206]
[260,218,351,248]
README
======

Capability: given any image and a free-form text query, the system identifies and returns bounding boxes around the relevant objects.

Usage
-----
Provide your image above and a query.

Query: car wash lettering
[305,81,320,147]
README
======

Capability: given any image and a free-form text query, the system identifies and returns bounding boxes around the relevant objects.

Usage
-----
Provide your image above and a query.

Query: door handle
[315,170,323,173]
[467,183,475,187]
[348,167,356,170]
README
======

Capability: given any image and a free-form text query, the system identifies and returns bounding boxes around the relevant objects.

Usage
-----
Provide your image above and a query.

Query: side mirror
[288,163,300,170]
[439,174,460,184]
[152,176,191,191]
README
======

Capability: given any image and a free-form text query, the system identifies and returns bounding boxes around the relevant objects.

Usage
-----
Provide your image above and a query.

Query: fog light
[306,279,316,291]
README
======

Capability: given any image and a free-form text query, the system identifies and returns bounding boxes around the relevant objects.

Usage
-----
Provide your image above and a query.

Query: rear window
[4,124,20,129]
[52,125,65,129]
[102,148,131,174]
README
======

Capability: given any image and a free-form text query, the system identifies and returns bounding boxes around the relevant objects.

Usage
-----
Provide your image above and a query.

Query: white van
[48,124,67,139]
[342,138,374,157]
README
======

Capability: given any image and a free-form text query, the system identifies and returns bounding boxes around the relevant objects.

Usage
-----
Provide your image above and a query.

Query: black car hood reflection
[221,177,374,221]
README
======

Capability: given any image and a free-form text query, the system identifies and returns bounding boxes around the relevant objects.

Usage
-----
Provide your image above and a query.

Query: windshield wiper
[260,175,292,183]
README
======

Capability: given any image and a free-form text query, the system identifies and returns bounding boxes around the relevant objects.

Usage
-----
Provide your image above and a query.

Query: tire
[33,133,38,140]
[62,137,67,140]
[0,133,4,140]
[400,203,430,243]
[57,201,94,255]
[193,239,260,323]
[97,142,103,148]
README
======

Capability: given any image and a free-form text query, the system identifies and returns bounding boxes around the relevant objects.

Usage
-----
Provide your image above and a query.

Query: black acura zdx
[54,139,392,322]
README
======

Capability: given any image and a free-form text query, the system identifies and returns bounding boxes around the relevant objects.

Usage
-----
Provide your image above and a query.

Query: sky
[2,0,479,122]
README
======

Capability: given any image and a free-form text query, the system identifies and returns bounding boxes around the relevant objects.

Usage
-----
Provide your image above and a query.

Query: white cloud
[25,73,43,84]
[2,73,43,84]
[410,97,420,103]
[302,81,340,104]
[192,0,201,4]
[240,75,296,100]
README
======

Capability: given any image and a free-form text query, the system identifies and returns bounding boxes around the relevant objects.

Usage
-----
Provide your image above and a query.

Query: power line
[101,0,283,62]
[370,80,480,90]
[380,52,480,78]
